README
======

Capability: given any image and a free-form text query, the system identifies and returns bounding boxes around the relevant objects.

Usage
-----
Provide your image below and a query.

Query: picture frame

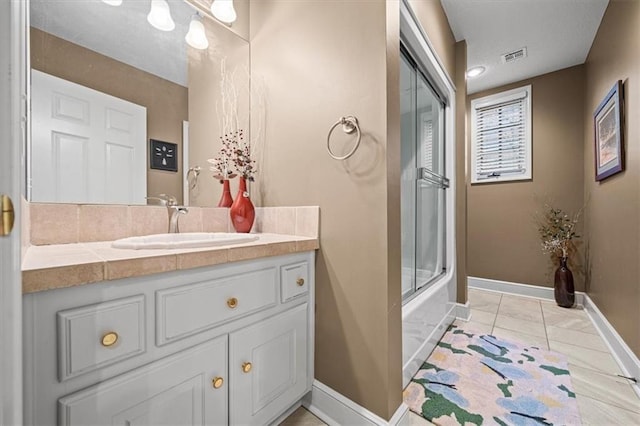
[150,139,178,172]
[594,80,624,181]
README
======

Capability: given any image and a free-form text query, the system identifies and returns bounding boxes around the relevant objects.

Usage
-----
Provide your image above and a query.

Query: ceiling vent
[501,47,527,64]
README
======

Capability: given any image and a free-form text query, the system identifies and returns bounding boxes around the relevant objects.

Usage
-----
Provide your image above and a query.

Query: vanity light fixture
[210,0,237,24]
[185,14,209,50]
[147,0,175,32]
[466,66,486,78]
[101,0,123,5]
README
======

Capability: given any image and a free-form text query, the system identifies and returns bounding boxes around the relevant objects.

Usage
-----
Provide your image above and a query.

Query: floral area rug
[403,325,581,425]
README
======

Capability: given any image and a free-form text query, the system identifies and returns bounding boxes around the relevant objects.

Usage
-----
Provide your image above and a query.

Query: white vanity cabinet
[59,335,229,425]
[23,252,315,426]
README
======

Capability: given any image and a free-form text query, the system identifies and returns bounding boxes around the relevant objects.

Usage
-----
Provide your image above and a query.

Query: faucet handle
[146,194,178,206]
[145,196,167,206]
[161,194,178,206]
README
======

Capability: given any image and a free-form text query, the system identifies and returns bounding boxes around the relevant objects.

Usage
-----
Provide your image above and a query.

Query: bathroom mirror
[28,0,250,206]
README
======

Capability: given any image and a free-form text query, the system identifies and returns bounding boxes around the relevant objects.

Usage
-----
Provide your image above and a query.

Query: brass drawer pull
[242,362,252,373]
[227,298,238,309]
[296,278,305,286]
[101,332,119,347]
[212,377,224,389]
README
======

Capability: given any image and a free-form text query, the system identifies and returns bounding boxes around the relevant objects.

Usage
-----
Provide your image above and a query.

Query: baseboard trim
[468,276,639,398]
[467,276,585,306]
[582,295,640,398]
[303,380,410,425]
[455,301,471,321]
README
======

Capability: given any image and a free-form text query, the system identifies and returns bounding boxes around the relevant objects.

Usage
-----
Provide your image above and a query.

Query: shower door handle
[418,168,449,189]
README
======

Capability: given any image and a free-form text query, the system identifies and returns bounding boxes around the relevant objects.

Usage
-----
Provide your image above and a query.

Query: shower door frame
[400,0,458,388]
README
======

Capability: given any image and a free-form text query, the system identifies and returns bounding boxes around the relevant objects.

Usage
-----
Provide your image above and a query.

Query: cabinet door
[229,304,309,425]
[58,336,228,426]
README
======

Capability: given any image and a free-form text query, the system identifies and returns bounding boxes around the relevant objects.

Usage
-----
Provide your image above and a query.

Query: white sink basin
[112,233,259,250]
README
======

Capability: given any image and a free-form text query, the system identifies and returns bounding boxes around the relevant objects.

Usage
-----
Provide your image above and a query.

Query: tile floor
[282,288,640,425]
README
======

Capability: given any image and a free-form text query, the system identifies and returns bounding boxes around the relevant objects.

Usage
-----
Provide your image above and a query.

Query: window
[471,85,532,183]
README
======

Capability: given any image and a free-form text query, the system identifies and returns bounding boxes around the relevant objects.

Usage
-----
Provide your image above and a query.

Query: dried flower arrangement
[207,129,255,183]
[207,134,237,183]
[536,205,583,259]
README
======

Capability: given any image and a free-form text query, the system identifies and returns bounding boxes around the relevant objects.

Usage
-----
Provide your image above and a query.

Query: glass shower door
[401,54,416,299]
[401,48,447,301]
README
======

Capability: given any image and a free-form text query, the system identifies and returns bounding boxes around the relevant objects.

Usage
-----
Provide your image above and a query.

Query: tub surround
[22,204,319,294]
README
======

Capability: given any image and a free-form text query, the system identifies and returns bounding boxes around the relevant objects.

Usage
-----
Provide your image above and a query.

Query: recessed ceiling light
[466,66,486,78]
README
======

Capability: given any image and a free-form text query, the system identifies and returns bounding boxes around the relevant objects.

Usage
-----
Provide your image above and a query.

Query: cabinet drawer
[57,295,145,382]
[280,262,309,302]
[156,267,277,346]
[58,335,228,426]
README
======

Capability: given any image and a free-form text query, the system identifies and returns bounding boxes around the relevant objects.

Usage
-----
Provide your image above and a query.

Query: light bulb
[147,0,175,32]
[466,66,486,78]
[210,0,237,24]
[185,15,209,50]
[102,0,123,5]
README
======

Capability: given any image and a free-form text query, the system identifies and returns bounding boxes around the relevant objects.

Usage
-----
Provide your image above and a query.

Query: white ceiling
[441,0,609,94]
[30,0,194,87]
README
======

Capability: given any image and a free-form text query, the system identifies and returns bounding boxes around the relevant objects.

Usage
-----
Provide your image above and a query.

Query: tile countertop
[22,233,319,294]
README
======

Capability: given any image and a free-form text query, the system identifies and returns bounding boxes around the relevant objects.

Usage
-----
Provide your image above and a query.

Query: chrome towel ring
[327,115,361,160]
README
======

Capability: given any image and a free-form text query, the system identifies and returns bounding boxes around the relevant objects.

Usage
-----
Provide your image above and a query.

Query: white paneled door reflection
[31,70,146,204]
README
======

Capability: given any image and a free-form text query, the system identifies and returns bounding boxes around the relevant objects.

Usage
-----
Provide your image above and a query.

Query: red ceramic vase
[217,179,234,208]
[230,177,255,233]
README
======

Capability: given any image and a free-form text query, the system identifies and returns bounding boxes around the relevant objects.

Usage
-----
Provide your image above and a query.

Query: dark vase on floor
[217,179,234,207]
[229,177,255,233]
[554,256,575,308]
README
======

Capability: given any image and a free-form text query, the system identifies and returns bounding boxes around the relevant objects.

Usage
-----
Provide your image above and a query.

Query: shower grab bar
[327,115,361,160]
[419,167,449,189]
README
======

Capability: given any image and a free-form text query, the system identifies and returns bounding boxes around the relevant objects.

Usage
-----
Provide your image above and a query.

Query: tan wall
[250,0,456,419]
[583,0,640,357]
[30,28,188,204]
[251,0,402,418]
[467,66,586,289]
[187,18,250,207]
[250,0,400,419]
[407,0,456,79]
[455,41,467,303]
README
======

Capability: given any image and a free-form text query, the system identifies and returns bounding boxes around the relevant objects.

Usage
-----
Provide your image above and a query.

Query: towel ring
[327,116,361,160]
[186,166,201,190]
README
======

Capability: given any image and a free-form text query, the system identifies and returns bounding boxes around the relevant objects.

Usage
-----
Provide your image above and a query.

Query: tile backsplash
[28,203,319,246]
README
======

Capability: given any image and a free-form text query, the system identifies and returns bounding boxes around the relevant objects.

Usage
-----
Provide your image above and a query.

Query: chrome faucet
[146,194,188,233]
[168,206,188,233]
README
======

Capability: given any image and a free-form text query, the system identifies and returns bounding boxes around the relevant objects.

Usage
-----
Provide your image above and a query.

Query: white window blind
[471,85,532,183]
[422,119,433,169]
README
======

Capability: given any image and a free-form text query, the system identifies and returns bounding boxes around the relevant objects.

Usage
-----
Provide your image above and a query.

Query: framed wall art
[594,80,624,181]
[150,139,178,172]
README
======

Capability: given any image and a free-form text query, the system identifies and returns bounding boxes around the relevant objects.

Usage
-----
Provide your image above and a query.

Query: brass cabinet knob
[242,362,252,373]
[227,297,238,309]
[101,332,119,347]
[296,278,305,286]
[212,377,224,389]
